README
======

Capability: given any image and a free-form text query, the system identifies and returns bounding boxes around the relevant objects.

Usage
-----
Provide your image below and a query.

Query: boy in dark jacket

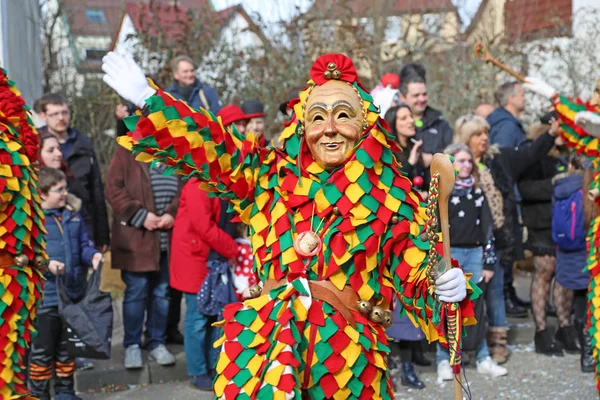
[28,168,103,400]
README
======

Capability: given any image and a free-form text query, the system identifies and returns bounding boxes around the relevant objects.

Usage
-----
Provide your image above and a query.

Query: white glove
[523,76,557,100]
[434,268,467,303]
[575,111,600,138]
[102,52,156,108]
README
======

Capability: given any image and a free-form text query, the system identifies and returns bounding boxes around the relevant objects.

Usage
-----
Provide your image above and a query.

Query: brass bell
[33,255,49,271]
[13,254,29,267]
[419,232,428,242]
[369,306,384,324]
[324,70,332,79]
[357,300,372,315]
[327,62,337,70]
[390,215,399,224]
[382,310,393,329]
[332,206,340,216]
[332,70,341,79]
[430,221,438,230]
[248,284,262,299]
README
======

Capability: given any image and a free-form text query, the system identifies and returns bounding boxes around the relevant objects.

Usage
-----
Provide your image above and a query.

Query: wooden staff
[429,154,463,400]
[475,43,526,83]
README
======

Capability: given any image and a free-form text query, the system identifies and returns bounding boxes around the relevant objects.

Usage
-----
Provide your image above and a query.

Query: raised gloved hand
[434,268,467,303]
[523,76,557,100]
[102,52,156,108]
[575,111,600,138]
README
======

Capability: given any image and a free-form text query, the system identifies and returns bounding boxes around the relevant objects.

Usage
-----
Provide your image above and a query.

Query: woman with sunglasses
[454,114,558,364]
[436,144,508,380]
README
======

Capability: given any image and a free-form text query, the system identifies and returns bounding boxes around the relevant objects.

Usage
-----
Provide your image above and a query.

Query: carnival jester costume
[102,52,477,399]
[525,76,600,392]
[0,69,47,398]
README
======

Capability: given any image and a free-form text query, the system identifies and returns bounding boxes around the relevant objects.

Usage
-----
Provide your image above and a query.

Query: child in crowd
[231,224,258,300]
[552,153,593,368]
[436,144,508,381]
[28,168,103,400]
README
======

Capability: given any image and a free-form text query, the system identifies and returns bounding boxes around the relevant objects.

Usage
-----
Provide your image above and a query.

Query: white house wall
[524,3,600,116]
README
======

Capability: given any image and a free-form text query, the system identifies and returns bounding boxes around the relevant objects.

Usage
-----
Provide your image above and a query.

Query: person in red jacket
[170,178,240,390]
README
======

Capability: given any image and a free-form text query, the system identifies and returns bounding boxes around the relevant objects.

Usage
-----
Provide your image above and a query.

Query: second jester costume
[102,52,476,399]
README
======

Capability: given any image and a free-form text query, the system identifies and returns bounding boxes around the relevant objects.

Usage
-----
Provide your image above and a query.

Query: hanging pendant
[293,230,322,257]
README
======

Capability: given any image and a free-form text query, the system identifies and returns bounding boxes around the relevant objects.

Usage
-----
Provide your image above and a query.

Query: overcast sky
[212,0,484,28]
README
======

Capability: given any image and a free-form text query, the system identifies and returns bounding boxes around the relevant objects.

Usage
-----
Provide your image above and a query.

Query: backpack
[552,189,586,251]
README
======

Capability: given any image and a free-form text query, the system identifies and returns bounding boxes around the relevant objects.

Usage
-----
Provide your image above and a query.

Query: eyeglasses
[49,187,68,194]
[45,110,70,118]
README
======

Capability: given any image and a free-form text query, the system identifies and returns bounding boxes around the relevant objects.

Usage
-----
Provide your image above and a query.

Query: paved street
[85,348,595,399]
[81,269,596,399]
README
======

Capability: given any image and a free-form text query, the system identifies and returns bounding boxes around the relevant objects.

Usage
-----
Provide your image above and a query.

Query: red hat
[310,53,366,91]
[381,73,400,89]
[217,104,250,127]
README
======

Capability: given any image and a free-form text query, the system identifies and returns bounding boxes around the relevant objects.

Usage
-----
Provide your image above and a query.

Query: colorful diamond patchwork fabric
[0,68,45,399]
[554,95,600,393]
[119,78,477,398]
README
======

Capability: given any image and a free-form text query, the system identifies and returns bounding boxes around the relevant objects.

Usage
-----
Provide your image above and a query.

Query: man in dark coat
[161,55,223,344]
[399,63,453,169]
[37,93,110,251]
[487,82,527,149]
[165,55,222,113]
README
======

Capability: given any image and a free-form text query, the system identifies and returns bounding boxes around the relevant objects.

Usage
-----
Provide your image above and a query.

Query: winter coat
[518,153,567,256]
[42,205,98,308]
[394,142,425,183]
[165,79,222,113]
[170,179,239,294]
[105,146,180,272]
[553,172,590,290]
[415,106,453,155]
[487,107,527,149]
[39,127,110,248]
[386,305,425,341]
[482,132,555,264]
[448,185,494,270]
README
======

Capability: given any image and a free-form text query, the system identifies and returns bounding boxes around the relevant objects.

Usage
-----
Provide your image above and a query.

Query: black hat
[279,86,303,115]
[240,99,265,119]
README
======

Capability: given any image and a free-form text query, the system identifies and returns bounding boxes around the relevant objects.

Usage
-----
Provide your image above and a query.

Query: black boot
[400,362,425,389]
[555,325,580,354]
[504,288,528,318]
[576,321,595,373]
[535,328,564,356]
[412,341,432,366]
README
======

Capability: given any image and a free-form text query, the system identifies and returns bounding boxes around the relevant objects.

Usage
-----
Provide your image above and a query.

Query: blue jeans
[437,247,489,363]
[122,252,170,351]
[184,293,219,377]
[486,253,506,328]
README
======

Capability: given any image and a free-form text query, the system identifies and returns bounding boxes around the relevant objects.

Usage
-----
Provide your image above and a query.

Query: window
[84,49,106,61]
[422,13,441,35]
[85,9,106,24]
[384,16,402,41]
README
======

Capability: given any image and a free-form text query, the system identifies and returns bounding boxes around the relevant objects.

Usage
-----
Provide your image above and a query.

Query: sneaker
[437,360,453,382]
[191,374,213,391]
[149,344,176,366]
[476,356,508,378]
[124,344,143,370]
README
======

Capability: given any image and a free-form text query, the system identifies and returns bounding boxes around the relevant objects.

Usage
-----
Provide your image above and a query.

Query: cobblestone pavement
[87,343,595,400]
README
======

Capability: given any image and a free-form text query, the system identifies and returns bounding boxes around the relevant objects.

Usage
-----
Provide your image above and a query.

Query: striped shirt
[150,164,179,250]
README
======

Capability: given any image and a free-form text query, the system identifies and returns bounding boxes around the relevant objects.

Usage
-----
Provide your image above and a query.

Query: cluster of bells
[13,254,49,270]
[245,285,393,329]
